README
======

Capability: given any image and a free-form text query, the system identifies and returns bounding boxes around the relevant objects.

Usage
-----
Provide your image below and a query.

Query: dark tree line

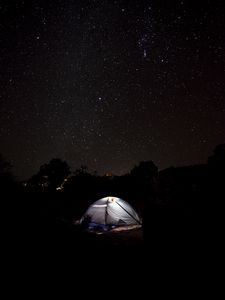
[1,144,224,252]
[27,158,71,191]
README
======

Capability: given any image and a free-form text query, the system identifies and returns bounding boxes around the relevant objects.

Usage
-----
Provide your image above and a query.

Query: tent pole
[105,198,109,225]
[115,201,141,225]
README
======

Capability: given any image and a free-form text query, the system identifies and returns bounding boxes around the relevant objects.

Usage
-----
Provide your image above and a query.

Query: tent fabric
[80,196,141,228]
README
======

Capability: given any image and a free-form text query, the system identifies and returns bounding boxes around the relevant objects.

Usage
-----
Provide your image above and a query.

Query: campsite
[4,144,223,269]
[1,1,224,284]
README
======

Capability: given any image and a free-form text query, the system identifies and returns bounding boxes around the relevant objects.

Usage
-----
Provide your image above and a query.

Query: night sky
[1,0,225,180]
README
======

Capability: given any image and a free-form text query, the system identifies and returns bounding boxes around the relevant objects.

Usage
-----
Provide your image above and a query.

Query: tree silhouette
[74,165,88,176]
[207,143,225,203]
[207,144,225,169]
[29,158,71,190]
[129,160,158,212]
[0,153,14,189]
[130,161,158,181]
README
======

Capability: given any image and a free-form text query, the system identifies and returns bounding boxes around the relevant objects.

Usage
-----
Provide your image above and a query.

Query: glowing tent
[80,196,141,230]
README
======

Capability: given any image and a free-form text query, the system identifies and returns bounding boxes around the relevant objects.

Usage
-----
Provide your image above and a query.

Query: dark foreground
[9,214,203,266]
[5,209,221,298]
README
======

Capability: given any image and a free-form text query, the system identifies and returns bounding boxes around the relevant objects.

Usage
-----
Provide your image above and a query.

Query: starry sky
[0,0,225,180]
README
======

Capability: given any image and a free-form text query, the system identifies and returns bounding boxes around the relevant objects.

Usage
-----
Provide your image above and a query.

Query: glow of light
[109,197,116,202]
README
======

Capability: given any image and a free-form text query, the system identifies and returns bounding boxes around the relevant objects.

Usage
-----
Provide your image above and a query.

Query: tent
[80,196,141,230]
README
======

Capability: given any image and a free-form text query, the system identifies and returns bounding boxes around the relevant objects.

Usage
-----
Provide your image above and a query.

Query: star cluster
[0,0,225,179]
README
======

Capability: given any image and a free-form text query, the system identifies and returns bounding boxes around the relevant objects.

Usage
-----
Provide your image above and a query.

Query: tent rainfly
[80,196,141,230]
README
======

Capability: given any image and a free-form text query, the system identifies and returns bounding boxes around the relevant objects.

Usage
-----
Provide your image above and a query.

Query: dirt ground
[83,224,143,246]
